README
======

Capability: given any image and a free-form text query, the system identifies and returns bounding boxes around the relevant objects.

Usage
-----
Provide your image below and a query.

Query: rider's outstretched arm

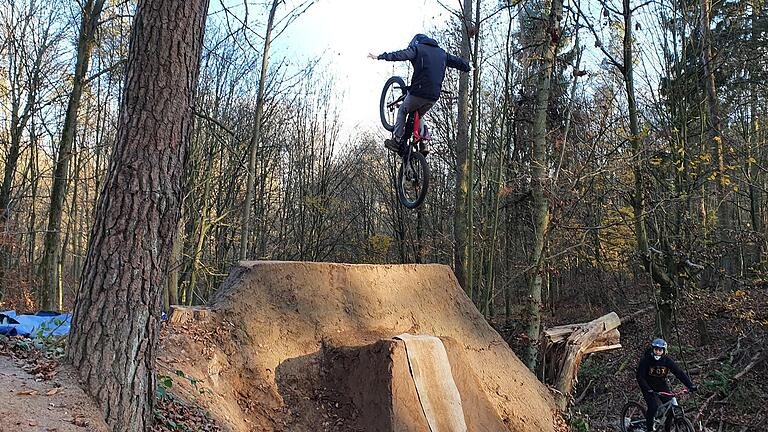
[375,47,416,62]
[447,54,471,72]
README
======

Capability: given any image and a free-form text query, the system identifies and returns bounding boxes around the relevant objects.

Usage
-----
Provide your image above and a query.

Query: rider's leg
[415,102,435,155]
[644,393,659,431]
[393,94,434,142]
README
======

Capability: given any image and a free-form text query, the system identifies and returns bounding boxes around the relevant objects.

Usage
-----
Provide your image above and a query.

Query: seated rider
[636,338,697,431]
[368,33,470,156]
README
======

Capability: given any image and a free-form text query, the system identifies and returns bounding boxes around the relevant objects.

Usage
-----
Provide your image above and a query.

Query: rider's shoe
[419,141,430,156]
[384,138,400,153]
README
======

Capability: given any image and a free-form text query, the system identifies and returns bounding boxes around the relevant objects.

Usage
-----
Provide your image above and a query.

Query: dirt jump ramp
[159,261,559,431]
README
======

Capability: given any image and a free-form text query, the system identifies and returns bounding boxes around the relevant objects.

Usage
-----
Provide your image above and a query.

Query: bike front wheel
[380,76,406,132]
[397,150,430,209]
[666,418,694,432]
[620,401,648,432]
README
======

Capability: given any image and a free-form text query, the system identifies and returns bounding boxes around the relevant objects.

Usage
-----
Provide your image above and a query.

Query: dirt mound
[160,261,558,431]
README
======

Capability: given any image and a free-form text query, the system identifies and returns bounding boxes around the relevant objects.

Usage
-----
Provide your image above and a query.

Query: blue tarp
[0,310,71,337]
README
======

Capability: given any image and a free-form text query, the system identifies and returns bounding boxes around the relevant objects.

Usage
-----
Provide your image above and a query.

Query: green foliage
[30,320,67,358]
[567,411,591,432]
[153,369,218,431]
[366,234,393,263]
[153,409,182,431]
[577,356,602,383]
[156,374,174,399]
[704,363,737,394]
[156,369,212,401]
[0,321,66,358]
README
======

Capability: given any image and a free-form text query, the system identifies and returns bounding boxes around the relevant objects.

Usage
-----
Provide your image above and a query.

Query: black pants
[643,392,672,431]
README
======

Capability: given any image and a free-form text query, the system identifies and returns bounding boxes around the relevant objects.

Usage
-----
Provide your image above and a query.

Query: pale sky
[272,0,453,135]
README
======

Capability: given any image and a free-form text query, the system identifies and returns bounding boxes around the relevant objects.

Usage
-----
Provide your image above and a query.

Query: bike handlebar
[657,389,689,397]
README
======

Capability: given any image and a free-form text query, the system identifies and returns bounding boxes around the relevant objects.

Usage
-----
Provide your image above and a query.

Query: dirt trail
[160,261,560,431]
[0,355,108,432]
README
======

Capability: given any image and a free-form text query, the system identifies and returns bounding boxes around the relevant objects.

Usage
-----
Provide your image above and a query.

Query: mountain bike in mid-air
[379,76,430,209]
[620,388,695,432]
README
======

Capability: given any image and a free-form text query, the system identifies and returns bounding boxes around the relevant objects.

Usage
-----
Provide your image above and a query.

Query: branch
[732,350,766,380]
[84,59,127,84]
[695,350,766,422]
[620,305,655,324]
[569,1,623,70]
[193,110,237,138]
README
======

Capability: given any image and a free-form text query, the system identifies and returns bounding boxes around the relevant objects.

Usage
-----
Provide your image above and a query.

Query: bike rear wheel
[397,150,430,209]
[620,401,648,432]
[380,76,406,132]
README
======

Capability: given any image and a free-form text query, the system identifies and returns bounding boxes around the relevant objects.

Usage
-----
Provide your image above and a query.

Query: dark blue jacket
[636,348,694,394]
[377,35,470,101]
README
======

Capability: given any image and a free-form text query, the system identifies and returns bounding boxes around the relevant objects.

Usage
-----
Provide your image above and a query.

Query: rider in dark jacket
[637,338,697,431]
[369,34,470,155]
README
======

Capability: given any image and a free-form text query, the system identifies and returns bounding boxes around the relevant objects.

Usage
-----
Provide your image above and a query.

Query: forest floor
[0,336,220,432]
[0,340,108,432]
[495,283,768,431]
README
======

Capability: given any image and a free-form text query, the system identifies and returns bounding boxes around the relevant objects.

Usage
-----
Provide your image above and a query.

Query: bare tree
[39,0,107,311]
[524,0,563,370]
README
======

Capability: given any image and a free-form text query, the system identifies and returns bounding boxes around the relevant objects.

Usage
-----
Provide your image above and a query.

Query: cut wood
[168,306,212,324]
[543,312,622,410]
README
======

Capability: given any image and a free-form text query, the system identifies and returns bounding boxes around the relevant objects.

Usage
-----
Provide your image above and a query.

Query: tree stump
[542,312,622,410]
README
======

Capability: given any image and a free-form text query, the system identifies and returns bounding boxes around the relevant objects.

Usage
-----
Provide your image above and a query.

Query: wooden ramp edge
[394,333,467,432]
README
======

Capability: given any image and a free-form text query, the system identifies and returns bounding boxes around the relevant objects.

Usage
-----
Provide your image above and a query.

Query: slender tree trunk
[66,1,208,430]
[39,0,106,311]
[525,0,562,370]
[466,0,482,301]
[699,0,733,281]
[0,23,46,299]
[166,218,184,310]
[454,0,472,291]
[240,0,279,260]
[621,0,674,336]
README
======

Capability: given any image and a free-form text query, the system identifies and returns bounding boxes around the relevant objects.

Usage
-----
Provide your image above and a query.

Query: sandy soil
[160,261,561,431]
[0,355,108,432]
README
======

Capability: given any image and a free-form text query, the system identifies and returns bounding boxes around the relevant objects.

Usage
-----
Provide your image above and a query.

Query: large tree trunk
[525,0,562,370]
[454,0,472,292]
[66,0,208,430]
[39,0,106,311]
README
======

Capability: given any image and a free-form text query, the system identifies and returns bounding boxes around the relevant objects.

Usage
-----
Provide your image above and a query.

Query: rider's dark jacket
[377,35,470,101]
[636,348,694,394]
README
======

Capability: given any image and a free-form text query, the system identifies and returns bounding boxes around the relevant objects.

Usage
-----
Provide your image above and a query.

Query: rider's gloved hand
[688,385,698,393]
[645,389,656,397]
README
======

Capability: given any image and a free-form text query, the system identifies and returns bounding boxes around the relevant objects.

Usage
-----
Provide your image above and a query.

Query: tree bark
[454,0,472,292]
[525,0,562,371]
[620,0,674,336]
[699,0,733,280]
[39,0,106,311]
[66,0,208,430]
